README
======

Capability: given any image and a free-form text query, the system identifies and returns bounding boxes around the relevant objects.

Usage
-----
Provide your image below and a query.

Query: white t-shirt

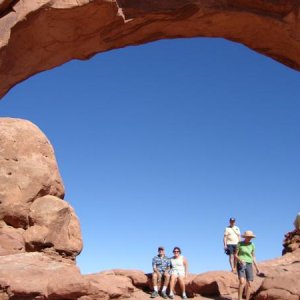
[224,226,240,245]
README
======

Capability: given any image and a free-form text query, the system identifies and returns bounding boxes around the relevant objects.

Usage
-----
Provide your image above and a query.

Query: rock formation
[1,0,300,99]
[0,117,300,299]
[0,118,82,259]
[1,1,300,298]
[282,227,300,255]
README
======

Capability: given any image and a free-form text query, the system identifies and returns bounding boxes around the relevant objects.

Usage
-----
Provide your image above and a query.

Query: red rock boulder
[0,118,64,229]
[23,195,82,258]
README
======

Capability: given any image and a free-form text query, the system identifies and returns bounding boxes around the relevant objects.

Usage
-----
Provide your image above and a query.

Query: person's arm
[183,257,189,278]
[237,227,241,242]
[234,243,242,264]
[152,258,158,273]
[223,229,228,249]
[252,248,260,274]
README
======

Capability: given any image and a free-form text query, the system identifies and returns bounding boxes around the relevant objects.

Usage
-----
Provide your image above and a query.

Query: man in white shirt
[224,217,241,272]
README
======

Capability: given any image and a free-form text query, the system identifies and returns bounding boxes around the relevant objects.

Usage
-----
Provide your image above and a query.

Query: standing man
[151,246,170,299]
[224,217,241,273]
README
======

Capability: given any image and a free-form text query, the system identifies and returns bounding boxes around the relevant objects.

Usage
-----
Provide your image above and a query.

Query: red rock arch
[0,0,300,99]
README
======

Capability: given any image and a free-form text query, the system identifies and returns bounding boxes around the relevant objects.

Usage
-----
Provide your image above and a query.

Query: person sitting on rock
[235,230,261,300]
[151,246,170,299]
[169,246,188,299]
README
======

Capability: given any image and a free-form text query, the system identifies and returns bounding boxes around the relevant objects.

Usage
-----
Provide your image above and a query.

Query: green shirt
[237,241,255,263]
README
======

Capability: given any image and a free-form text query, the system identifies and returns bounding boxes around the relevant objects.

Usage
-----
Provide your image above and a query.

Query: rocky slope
[0,117,299,299]
[1,0,300,99]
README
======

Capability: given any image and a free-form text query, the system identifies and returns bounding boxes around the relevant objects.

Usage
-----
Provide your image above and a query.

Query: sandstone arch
[0,0,300,99]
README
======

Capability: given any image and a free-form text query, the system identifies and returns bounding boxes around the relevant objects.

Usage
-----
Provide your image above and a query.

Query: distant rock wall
[1,0,300,98]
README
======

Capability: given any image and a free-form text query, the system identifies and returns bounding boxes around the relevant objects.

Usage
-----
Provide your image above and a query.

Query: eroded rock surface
[0,222,25,256]
[282,228,300,255]
[1,0,300,98]
[24,195,82,257]
[282,213,300,254]
[0,252,90,300]
[0,118,82,259]
[255,249,300,300]
[0,251,299,299]
[0,118,64,228]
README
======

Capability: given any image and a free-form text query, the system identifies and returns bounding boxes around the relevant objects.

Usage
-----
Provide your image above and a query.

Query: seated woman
[169,246,188,299]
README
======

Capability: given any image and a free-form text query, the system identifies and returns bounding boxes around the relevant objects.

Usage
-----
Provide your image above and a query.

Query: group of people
[223,217,261,300]
[151,246,188,299]
[151,217,261,300]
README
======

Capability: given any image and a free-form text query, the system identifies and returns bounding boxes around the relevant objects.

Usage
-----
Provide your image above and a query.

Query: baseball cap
[229,217,236,222]
[158,246,165,251]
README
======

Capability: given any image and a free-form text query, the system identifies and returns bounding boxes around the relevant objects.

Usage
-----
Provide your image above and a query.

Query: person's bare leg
[233,254,237,272]
[178,276,186,296]
[229,254,235,272]
[238,278,245,300]
[245,281,251,300]
[169,275,177,297]
[152,272,158,291]
[162,273,170,290]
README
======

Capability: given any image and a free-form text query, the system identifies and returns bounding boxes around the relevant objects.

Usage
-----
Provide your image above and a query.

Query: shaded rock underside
[0,0,300,98]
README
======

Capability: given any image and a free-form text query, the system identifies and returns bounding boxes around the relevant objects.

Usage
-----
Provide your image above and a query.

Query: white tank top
[171,255,185,273]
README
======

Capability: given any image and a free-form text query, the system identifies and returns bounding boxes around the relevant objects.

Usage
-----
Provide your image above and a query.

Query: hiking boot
[150,291,159,298]
[169,295,174,299]
[161,291,167,299]
[182,295,188,299]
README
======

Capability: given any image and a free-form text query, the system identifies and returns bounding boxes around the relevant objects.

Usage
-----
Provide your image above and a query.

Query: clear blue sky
[1,37,299,275]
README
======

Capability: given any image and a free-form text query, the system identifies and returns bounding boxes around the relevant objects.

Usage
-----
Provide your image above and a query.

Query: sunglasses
[173,250,180,253]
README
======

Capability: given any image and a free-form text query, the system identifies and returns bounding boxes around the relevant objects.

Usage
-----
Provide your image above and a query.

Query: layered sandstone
[1,0,300,99]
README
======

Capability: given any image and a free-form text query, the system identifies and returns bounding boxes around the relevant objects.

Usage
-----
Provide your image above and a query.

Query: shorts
[237,262,254,281]
[226,244,237,255]
[170,269,185,277]
[157,269,169,276]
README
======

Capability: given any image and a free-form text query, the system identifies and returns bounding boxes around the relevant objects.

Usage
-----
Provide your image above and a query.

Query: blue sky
[0,37,299,275]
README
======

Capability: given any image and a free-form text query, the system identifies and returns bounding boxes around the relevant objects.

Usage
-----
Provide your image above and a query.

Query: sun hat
[242,230,256,238]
